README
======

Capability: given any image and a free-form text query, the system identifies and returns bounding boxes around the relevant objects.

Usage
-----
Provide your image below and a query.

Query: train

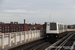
[45,22,68,42]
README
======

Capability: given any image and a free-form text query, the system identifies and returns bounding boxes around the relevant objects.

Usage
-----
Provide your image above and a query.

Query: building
[0,19,26,33]
[27,23,43,30]
[0,19,43,33]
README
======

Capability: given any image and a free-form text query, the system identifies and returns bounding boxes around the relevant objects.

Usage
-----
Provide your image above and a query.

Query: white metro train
[46,22,67,42]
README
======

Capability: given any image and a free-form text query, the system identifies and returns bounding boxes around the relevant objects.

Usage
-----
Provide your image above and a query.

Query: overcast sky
[0,0,75,24]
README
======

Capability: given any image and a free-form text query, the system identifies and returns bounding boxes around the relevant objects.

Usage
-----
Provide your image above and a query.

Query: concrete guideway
[71,41,75,50]
[67,29,75,32]
[62,34,75,50]
[45,32,74,50]
[0,30,44,50]
[0,29,75,50]
[55,33,75,50]
[8,37,44,50]
[30,42,50,50]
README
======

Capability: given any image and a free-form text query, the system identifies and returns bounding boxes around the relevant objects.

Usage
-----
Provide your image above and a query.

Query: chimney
[24,19,25,24]
[24,19,26,31]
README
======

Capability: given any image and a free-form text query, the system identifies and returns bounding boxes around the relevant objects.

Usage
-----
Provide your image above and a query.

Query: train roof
[46,22,67,25]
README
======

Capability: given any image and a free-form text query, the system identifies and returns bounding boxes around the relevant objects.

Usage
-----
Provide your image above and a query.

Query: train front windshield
[50,23,57,30]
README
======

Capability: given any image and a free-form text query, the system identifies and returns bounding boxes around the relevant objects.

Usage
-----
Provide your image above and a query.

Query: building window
[16,30,18,32]
[0,29,1,31]
[34,26,36,29]
[8,27,9,28]
[3,30,4,32]
[19,29,20,31]
[19,26,23,28]
[5,29,7,31]
[5,27,7,28]
[19,27,20,28]
[22,27,23,28]
[11,27,13,28]
[16,27,18,29]
[8,29,9,31]
[11,29,13,31]
[0,27,1,28]
[14,27,15,28]
[14,29,15,31]
[3,27,4,29]
[22,29,23,31]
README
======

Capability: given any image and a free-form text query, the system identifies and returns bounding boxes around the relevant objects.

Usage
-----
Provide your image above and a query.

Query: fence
[0,30,43,49]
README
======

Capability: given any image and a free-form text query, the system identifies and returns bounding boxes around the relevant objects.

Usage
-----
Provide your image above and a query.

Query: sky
[0,0,75,24]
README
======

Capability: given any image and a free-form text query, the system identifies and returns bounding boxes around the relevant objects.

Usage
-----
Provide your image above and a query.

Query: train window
[59,25,63,30]
[50,23,57,30]
[47,24,50,26]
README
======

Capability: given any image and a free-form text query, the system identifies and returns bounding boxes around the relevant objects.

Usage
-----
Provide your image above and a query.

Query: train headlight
[56,36,58,37]
[47,36,49,37]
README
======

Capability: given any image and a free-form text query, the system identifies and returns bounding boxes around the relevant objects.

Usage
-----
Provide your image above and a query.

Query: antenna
[52,16,55,22]
[49,14,51,22]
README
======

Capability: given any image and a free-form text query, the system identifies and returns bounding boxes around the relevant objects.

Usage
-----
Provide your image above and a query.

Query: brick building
[27,23,43,31]
[0,19,43,33]
[0,19,26,33]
